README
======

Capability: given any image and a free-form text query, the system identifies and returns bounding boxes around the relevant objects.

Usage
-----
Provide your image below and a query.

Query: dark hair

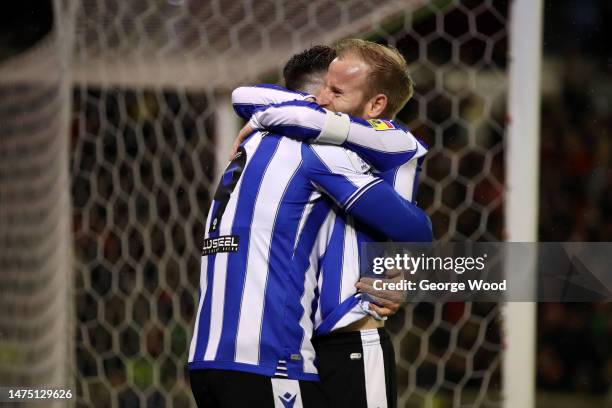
[283,45,336,91]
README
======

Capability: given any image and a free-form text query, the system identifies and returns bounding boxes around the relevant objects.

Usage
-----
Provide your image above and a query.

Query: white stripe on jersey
[393,160,418,200]
[313,210,336,331]
[188,259,207,361]
[361,329,388,408]
[190,129,400,379]
[234,138,302,364]
[293,191,320,252]
[347,122,417,154]
[297,209,337,375]
[314,146,426,334]
[189,199,215,362]
[340,216,358,303]
[252,103,325,134]
[232,86,305,108]
[203,134,261,362]
[393,139,426,200]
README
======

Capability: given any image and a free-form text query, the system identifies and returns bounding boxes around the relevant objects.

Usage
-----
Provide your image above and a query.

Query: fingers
[368,303,395,318]
[356,277,377,287]
[368,296,400,313]
[230,124,255,159]
[385,267,403,279]
[229,137,242,160]
[355,280,406,303]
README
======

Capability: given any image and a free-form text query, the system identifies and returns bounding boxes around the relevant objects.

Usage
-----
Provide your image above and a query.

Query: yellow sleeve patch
[367,119,396,131]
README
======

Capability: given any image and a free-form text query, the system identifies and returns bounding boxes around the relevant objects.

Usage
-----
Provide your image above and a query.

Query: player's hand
[366,296,401,318]
[230,123,255,159]
[356,271,406,317]
[356,278,406,302]
[356,286,402,317]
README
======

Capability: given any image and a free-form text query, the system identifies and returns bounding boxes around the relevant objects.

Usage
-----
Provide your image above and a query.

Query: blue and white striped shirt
[230,85,428,335]
[188,86,430,380]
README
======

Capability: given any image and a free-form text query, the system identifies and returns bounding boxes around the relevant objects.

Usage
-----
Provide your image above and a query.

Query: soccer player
[188,42,430,407]
[230,40,426,408]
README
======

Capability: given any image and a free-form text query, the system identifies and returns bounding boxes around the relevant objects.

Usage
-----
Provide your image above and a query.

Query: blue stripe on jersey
[344,179,384,210]
[412,156,425,202]
[303,144,378,209]
[386,166,400,187]
[343,141,417,170]
[342,118,418,171]
[215,136,282,362]
[258,163,310,365]
[314,295,361,336]
[193,201,221,361]
[319,215,346,319]
[233,103,265,120]
[263,124,320,141]
[282,198,334,376]
[271,99,326,112]
[316,216,371,336]
[309,277,321,327]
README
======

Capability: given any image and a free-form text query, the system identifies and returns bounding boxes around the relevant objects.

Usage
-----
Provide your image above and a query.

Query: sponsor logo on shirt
[202,235,240,255]
[367,119,396,131]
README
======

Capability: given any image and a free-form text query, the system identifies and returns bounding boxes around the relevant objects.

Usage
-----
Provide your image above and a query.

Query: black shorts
[313,328,396,408]
[189,369,328,408]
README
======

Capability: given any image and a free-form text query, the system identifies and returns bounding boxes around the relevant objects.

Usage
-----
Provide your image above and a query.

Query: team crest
[367,119,396,131]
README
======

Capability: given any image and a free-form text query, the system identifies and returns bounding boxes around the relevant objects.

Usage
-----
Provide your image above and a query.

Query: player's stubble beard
[342,94,370,118]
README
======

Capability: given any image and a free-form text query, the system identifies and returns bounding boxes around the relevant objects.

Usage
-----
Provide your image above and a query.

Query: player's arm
[302,144,433,242]
[231,84,311,120]
[355,156,427,317]
[249,100,422,171]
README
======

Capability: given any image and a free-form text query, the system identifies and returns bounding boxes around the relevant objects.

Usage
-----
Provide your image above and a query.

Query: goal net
[0,0,75,394]
[1,0,509,406]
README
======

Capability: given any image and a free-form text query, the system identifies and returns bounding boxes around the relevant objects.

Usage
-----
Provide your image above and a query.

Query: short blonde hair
[335,39,413,118]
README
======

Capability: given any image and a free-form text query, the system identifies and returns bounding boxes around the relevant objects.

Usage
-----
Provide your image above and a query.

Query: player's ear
[365,93,388,119]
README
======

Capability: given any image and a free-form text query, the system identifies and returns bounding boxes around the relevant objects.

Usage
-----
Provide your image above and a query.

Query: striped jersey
[230,85,428,335]
[188,131,427,380]
[188,86,430,381]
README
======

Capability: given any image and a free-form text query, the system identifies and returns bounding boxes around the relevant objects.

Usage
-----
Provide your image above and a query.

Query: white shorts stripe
[361,329,388,408]
[271,378,303,408]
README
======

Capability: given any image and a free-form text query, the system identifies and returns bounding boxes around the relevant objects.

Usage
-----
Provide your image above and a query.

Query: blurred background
[0,0,610,407]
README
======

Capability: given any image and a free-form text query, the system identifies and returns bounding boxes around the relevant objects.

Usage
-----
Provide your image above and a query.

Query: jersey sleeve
[379,153,426,202]
[302,144,433,242]
[250,100,423,171]
[231,84,311,120]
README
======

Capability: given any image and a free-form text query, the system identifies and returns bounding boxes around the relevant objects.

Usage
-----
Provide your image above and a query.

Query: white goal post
[504,0,544,407]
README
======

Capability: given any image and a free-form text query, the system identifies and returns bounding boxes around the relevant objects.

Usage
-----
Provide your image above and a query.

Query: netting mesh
[0,0,74,394]
[0,0,508,406]
[383,2,507,406]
